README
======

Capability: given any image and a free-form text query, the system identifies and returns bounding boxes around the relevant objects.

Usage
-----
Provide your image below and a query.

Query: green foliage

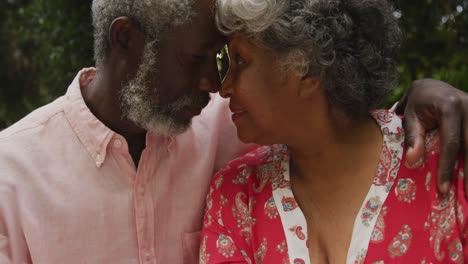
[0,0,93,128]
[388,0,468,106]
[1,0,467,128]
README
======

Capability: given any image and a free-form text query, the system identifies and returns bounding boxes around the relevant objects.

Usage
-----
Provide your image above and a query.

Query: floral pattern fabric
[200,110,468,264]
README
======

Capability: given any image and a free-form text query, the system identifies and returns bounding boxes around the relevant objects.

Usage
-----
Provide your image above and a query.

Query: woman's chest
[246,177,465,264]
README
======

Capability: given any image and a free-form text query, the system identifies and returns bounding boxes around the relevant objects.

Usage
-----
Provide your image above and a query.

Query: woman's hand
[397,79,468,197]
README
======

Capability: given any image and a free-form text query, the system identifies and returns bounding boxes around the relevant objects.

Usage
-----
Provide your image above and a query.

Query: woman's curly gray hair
[217,0,402,118]
[92,0,194,66]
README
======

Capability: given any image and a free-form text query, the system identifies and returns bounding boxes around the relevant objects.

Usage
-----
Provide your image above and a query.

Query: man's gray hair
[217,0,402,118]
[92,0,194,65]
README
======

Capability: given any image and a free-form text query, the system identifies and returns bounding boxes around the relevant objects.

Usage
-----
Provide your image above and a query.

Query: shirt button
[139,186,145,195]
[114,139,122,148]
[96,154,104,163]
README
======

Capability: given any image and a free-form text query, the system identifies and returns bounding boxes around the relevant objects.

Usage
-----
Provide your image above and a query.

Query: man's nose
[199,77,220,93]
[198,60,221,93]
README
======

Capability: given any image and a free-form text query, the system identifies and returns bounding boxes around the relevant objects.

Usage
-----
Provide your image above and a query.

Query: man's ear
[108,17,142,55]
[298,76,321,99]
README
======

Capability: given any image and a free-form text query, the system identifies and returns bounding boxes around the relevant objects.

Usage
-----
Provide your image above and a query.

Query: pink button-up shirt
[0,68,255,264]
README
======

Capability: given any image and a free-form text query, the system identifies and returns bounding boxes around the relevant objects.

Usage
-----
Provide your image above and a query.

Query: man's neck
[81,68,147,165]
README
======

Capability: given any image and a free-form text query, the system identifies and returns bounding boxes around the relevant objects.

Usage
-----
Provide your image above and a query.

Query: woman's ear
[298,76,321,99]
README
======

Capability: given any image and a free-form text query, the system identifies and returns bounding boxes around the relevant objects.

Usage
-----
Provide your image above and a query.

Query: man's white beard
[121,40,196,136]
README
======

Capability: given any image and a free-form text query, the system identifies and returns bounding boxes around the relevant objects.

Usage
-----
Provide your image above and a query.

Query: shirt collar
[63,68,115,168]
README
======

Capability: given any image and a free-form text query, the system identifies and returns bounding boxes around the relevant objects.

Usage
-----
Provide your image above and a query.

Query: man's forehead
[187,30,226,51]
[193,0,217,15]
[196,29,226,50]
[170,0,224,49]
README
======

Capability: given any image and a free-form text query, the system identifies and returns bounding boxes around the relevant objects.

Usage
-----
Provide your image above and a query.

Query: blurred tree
[0,0,93,128]
[389,0,468,104]
[0,0,467,128]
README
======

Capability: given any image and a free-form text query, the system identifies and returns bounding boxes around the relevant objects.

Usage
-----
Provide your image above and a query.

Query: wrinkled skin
[396,79,468,197]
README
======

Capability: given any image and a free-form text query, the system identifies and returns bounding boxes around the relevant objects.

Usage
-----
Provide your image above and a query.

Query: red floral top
[200,110,468,264]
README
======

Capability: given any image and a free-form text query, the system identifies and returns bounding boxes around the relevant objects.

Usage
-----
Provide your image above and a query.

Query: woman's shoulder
[209,144,288,197]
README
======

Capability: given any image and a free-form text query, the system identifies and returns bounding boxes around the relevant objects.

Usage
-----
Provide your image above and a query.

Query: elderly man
[0,0,467,263]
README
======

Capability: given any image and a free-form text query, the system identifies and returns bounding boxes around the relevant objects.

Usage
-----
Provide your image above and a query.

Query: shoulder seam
[0,109,65,141]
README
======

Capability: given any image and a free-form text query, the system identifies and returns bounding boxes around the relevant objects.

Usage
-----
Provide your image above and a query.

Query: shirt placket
[135,146,156,264]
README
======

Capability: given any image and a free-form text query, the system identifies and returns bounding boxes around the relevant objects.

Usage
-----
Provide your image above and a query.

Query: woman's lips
[229,107,246,122]
[232,112,245,122]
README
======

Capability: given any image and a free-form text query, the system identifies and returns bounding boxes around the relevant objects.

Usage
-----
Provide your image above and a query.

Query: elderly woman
[200,0,467,263]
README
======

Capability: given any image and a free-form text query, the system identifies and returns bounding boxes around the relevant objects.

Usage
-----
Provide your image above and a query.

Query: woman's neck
[287,113,383,188]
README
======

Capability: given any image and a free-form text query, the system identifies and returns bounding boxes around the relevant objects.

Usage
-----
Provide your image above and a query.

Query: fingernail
[441,182,451,194]
[405,157,423,169]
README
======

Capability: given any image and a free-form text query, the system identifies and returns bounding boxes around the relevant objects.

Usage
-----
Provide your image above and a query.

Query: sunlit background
[1,0,467,129]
